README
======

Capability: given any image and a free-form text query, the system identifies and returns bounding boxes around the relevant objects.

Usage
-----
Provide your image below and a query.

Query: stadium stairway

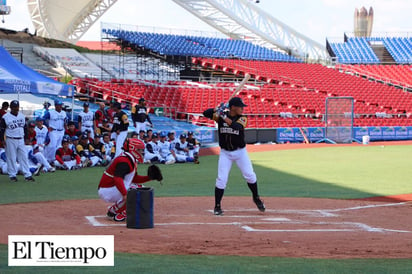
[2,39,64,77]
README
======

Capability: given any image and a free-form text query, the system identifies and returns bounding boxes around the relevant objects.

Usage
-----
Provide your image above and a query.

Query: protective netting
[325,97,354,144]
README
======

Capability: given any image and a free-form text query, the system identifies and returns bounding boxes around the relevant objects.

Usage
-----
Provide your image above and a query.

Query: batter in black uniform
[203,97,265,215]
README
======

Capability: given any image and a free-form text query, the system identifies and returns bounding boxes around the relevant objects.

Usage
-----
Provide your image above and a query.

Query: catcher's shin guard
[107,199,126,218]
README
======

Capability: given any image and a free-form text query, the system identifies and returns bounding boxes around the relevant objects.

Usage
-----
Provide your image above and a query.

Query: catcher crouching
[98,138,163,222]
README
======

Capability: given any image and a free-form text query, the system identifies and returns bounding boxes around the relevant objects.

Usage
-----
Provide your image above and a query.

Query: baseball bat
[227,73,251,103]
[215,73,251,111]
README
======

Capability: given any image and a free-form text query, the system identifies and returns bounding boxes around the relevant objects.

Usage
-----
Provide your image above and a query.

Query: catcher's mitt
[147,164,163,182]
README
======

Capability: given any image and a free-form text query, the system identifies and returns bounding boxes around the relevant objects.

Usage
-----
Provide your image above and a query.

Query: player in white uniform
[102,133,115,162]
[0,147,42,176]
[43,100,67,163]
[187,131,200,159]
[143,133,165,163]
[0,148,9,174]
[34,117,49,154]
[158,131,176,164]
[0,100,35,182]
[78,102,95,138]
[174,134,196,163]
[203,97,265,215]
[167,131,177,152]
[26,145,54,174]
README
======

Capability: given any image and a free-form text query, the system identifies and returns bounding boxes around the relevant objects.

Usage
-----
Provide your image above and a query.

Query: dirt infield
[1,197,412,258]
[1,141,412,259]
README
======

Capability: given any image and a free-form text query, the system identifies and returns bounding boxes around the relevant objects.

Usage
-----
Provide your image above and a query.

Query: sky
[1,0,412,44]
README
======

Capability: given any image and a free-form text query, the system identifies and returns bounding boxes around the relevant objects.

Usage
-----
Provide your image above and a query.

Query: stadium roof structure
[27,0,327,60]
[27,0,118,43]
[173,0,327,61]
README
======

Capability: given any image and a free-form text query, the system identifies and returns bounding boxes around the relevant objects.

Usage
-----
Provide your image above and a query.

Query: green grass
[1,145,411,204]
[1,244,412,274]
[1,145,412,273]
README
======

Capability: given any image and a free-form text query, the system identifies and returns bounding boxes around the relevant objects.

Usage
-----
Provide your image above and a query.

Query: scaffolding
[100,23,180,82]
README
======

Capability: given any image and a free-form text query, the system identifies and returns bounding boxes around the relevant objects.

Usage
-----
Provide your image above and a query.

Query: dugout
[245,129,277,144]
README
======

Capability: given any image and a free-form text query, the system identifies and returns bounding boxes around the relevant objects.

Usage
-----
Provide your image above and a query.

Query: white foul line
[85,202,411,233]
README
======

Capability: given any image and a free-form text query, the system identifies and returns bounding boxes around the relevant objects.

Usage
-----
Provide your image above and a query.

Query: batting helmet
[229,97,247,108]
[123,138,145,163]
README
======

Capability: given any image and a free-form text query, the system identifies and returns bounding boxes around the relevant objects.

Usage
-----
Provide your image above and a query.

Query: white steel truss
[172,0,328,61]
[27,0,118,43]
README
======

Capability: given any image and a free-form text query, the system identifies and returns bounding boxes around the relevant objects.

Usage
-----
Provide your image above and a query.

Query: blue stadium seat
[102,28,302,62]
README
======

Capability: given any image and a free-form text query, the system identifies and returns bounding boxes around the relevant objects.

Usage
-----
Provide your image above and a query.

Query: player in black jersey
[203,97,265,215]
[131,98,153,133]
[111,102,129,158]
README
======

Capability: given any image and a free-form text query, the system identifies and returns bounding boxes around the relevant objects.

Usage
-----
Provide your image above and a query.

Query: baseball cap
[94,134,101,138]
[83,102,89,107]
[228,97,247,108]
[10,100,19,108]
[188,131,194,135]
[143,134,149,139]
[81,133,88,140]
[180,133,187,139]
[152,133,159,138]
[35,117,44,122]
[71,136,79,141]
[113,102,121,109]
[62,137,70,143]
[28,121,35,127]
[160,131,167,138]
[102,118,109,123]
[55,100,63,105]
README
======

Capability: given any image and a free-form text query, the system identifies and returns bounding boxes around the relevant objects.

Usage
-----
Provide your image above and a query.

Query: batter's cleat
[10,177,18,182]
[25,176,35,182]
[113,211,126,222]
[213,206,223,216]
[47,167,56,173]
[253,196,265,212]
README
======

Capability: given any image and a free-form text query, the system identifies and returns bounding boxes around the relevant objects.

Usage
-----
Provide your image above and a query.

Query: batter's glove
[147,164,163,182]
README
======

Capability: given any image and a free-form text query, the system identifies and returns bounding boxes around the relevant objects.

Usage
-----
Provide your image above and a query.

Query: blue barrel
[126,187,154,229]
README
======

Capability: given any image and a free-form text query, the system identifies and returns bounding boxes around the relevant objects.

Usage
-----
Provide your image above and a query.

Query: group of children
[135,130,200,165]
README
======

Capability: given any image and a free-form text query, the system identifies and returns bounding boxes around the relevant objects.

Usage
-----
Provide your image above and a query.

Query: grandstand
[33,46,109,79]
[83,53,180,81]
[0,39,65,77]
[2,1,412,143]
[102,28,301,62]
[328,35,412,64]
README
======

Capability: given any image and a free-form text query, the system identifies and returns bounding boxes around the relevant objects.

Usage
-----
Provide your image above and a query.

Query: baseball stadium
[1,0,412,273]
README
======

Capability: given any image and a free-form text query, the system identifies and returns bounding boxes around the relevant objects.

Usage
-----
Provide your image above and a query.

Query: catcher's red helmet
[123,138,145,163]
